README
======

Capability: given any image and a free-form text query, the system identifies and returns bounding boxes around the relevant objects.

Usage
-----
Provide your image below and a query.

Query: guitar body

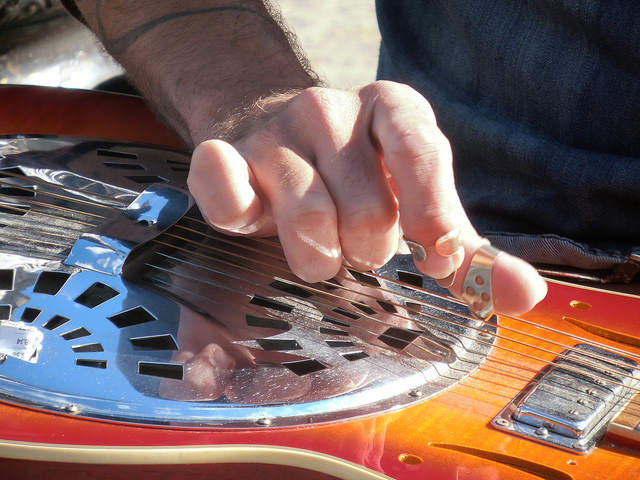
[0,85,639,480]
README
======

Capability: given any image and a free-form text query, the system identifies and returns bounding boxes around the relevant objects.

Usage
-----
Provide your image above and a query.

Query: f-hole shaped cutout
[0,269,15,290]
[138,361,183,380]
[74,283,119,308]
[108,306,156,328]
[33,272,71,295]
[283,359,327,376]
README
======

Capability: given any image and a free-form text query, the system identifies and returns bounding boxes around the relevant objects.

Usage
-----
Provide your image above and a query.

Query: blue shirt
[376,0,640,270]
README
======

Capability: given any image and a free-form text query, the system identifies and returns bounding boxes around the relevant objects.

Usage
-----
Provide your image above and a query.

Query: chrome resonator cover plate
[0,136,495,427]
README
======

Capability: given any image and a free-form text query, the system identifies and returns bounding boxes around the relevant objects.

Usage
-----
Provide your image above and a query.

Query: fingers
[190,133,342,283]
[236,131,343,283]
[188,83,547,317]
[367,81,467,280]
[188,140,269,235]
[364,81,547,314]
[290,88,400,271]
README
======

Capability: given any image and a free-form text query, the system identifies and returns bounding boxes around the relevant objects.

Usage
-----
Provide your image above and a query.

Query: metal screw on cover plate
[495,418,510,427]
[409,389,424,398]
[64,404,79,414]
[535,427,549,437]
[256,417,272,426]
[478,332,492,339]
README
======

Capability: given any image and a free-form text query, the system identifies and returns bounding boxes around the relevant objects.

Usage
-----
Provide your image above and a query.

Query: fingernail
[532,273,548,304]
[435,270,457,288]
[435,227,461,257]
[224,215,267,235]
[406,240,427,262]
[452,246,465,270]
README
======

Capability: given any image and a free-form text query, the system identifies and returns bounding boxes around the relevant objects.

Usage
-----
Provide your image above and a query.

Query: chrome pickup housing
[493,343,640,453]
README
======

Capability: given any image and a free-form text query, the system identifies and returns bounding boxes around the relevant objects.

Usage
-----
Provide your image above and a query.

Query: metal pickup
[493,343,640,453]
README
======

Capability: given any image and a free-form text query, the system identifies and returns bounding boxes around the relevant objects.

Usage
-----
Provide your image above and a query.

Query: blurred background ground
[277,0,380,88]
[0,0,381,89]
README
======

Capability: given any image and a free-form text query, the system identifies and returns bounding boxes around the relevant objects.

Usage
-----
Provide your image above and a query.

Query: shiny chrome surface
[493,343,640,453]
[0,135,495,427]
[65,184,193,275]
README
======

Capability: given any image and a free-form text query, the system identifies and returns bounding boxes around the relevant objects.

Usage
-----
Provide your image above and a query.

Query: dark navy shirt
[376,0,640,269]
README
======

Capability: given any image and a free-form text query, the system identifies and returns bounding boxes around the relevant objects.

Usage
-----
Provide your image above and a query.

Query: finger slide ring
[461,243,503,320]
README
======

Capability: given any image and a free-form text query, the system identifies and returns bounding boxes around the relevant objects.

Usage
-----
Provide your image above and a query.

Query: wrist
[184,80,319,146]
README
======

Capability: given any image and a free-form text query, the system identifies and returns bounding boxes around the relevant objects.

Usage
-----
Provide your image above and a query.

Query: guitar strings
[145,239,640,395]
[0,178,115,216]
[148,248,466,362]
[213,228,640,365]
[157,231,640,412]
[144,249,640,414]
[18,207,638,408]
[0,203,98,227]
[4,169,640,415]
[4,187,640,386]
[158,225,640,373]
[4,183,640,384]
[143,252,595,400]
[0,169,132,205]
[142,255,640,415]
[3,171,640,380]
[179,217,640,364]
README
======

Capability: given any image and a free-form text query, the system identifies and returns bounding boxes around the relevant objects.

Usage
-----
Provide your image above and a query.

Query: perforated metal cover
[0,136,494,427]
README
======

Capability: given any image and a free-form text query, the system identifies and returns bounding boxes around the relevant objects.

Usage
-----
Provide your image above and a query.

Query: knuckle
[371,80,415,97]
[287,202,337,233]
[368,81,436,119]
[342,203,398,236]
[301,86,334,104]
[241,125,280,154]
[292,87,357,128]
[273,160,311,193]
[389,127,451,168]
[293,87,335,116]
[405,205,456,243]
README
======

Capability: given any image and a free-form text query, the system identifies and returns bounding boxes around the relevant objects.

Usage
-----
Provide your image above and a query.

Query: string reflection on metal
[145,264,439,389]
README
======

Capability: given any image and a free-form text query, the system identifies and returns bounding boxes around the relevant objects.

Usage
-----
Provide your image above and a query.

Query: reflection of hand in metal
[158,305,252,401]
[159,343,236,401]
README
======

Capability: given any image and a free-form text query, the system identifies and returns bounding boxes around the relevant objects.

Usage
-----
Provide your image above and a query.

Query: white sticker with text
[0,320,43,363]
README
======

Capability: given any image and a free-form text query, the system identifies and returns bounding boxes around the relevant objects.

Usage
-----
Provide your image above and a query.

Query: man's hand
[188,82,548,315]
[70,0,547,316]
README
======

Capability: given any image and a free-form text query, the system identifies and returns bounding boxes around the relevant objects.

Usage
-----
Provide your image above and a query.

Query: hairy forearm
[74,0,319,145]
